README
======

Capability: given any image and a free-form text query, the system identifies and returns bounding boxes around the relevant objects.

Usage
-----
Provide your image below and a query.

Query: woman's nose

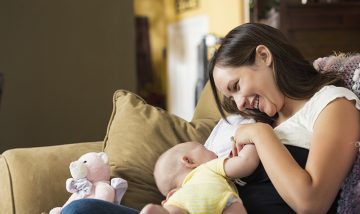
[233,95,248,111]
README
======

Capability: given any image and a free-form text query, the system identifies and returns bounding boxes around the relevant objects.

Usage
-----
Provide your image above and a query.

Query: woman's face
[213,59,284,117]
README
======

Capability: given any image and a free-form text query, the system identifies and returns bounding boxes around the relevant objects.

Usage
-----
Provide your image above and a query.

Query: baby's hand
[161,188,178,205]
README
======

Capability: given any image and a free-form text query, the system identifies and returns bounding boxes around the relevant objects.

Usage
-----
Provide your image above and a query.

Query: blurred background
[0,0,359,152]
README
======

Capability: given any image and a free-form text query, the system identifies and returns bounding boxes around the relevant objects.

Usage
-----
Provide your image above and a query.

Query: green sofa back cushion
[103,90,217,210]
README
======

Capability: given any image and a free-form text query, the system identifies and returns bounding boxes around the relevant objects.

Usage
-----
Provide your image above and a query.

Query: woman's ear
[255,45,272,67]
[180,156,198,169]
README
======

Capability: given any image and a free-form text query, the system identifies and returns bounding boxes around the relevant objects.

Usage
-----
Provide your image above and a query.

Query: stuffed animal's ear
[98,152,109,164]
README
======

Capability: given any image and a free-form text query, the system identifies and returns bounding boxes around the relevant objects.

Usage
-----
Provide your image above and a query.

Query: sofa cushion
[103,90,217,210]
[192,82,221,121]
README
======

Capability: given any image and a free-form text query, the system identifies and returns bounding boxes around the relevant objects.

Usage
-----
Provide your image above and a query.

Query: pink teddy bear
[49,152,127,214]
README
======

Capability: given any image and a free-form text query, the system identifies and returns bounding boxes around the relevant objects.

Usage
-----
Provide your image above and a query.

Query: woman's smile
[250,95,260,110]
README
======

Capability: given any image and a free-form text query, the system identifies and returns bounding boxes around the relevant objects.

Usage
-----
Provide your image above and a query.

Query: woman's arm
[224,144,260,179]
[234,98,359,213]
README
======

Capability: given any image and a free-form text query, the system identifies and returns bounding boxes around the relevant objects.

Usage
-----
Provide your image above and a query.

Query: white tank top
[274,85,360,149]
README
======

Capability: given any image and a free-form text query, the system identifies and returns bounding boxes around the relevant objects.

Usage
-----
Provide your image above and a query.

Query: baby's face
[154,142,217,196]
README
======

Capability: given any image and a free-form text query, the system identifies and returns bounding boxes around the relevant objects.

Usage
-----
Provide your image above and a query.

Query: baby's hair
[153,143,189,196]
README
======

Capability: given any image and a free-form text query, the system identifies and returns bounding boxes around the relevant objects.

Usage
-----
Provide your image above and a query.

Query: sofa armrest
[0,141,103,214]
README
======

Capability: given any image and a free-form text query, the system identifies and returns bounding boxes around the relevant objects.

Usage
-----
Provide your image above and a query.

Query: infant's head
[154,141,217,196]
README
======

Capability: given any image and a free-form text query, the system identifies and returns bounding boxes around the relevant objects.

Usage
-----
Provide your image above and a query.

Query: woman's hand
[232,122,274,156]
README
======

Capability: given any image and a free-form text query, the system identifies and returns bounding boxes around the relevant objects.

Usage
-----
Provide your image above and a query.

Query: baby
[140,141,259,214]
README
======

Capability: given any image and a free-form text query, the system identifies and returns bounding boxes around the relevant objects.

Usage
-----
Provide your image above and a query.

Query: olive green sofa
[0,82,220,214]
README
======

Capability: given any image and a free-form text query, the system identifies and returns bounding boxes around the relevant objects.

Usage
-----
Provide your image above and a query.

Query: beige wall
[0,0,136,152]
[165,0,244,36]
[134,0,245,108]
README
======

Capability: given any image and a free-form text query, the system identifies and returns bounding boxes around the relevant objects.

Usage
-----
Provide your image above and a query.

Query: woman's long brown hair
[209,23,344,126]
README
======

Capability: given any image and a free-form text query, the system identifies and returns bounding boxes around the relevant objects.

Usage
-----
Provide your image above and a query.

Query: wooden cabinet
[251,0,360,61]
[279,1,360,60]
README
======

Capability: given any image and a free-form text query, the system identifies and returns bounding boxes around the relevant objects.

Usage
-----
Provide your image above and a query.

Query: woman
[62,23,360,214]
[209,23,360,213]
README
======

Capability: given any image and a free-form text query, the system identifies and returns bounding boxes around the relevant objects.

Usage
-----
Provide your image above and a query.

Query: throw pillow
[337,149,360,213]
[313,53,360,97]
[313,53,360,213]
[103,90,217,210]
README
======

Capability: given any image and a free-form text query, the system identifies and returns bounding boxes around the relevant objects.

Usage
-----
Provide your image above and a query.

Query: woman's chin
[263,108,277,117]
[259,104,277,117]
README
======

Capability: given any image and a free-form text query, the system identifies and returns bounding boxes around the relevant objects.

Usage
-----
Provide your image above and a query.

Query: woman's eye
[233,81,239,91]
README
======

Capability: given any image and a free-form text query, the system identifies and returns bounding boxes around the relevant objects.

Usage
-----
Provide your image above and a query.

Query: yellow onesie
[164,157,241,214]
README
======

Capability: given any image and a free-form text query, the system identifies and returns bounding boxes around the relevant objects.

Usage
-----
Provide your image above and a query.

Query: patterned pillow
[313,53,360,97]
[337,147,360,213]
[313,53,360,213]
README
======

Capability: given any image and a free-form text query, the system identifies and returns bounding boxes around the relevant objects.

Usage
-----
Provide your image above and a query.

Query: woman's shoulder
[315,85,355,96]
[310,85,360,110]
[299,85,360,130]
